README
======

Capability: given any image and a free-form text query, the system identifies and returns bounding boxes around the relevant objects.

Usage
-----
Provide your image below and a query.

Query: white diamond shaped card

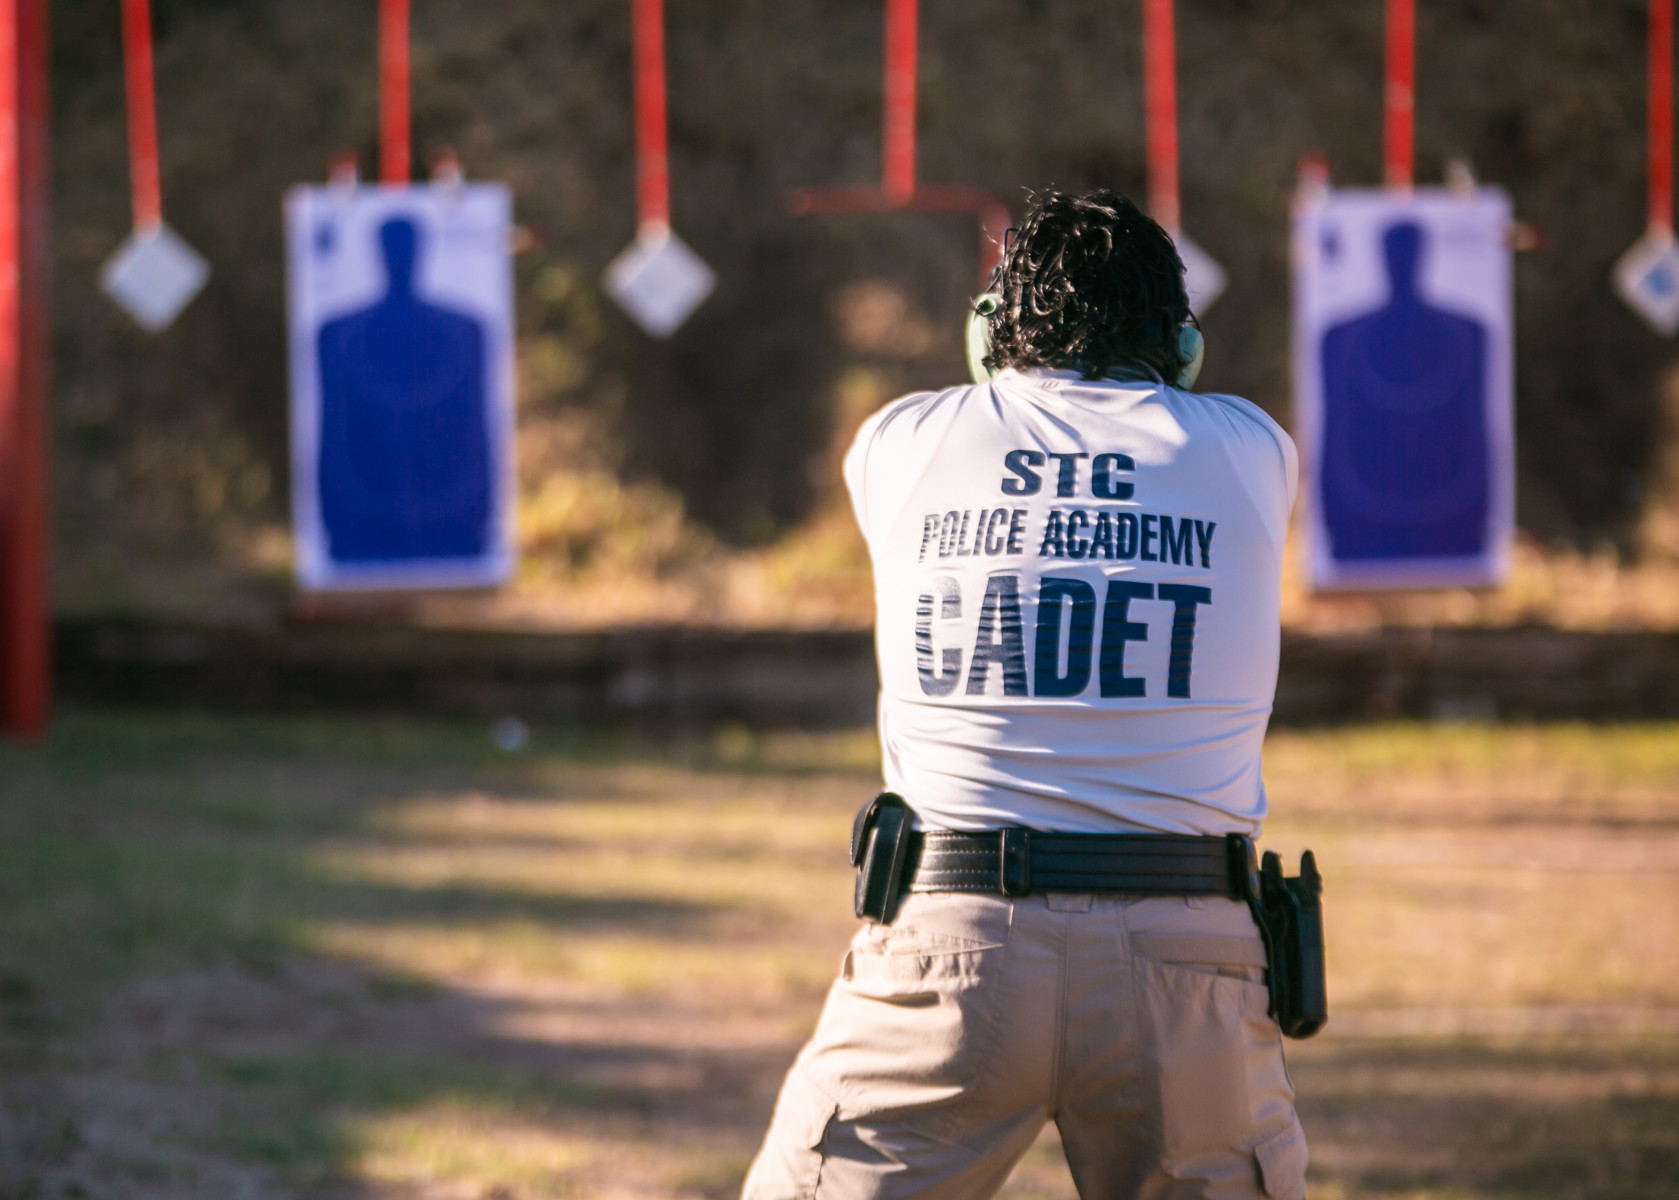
[1613,224,1679,336]
[603,225,716,338]
[100,223,211,332]
[1176,232,1228,314]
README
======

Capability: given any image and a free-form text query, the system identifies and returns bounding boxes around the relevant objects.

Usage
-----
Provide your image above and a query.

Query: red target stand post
[1614,0,1679,335]
[380,0,411,185]
[0,0,50,739]
[99,0,209,333]
[786,0,1011,286]
[1383,0,1416,191]
[283,0,519,595]
[603,0,716,339]
[1143,0,1224,312]
[1292,0,1524,594]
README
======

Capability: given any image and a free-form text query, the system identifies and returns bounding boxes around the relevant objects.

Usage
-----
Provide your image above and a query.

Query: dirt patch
[2,712,1677,1198]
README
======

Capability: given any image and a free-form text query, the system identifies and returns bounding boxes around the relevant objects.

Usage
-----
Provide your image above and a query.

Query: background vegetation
[45,0,1679,624]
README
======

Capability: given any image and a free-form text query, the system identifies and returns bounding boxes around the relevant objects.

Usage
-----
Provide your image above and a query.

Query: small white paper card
[1176,232,1227,314]
[1613,223,1679,336]
[604,225,716,338]
[100,223,211,332]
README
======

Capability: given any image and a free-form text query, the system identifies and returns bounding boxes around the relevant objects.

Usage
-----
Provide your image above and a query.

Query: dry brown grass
[0,713,1675,1198]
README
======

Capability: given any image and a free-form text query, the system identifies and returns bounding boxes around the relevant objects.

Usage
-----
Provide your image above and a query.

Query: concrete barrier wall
[53,619,1679,727]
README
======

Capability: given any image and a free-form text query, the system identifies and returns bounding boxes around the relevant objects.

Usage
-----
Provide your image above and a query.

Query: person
[741,189,1305,1200]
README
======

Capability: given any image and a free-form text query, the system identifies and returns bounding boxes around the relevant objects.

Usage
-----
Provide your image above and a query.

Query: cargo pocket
[1252,1119,1308,1200]
[741,1067,839,1200]
[797,895,1009,1124]
[1131,930,1292,1162]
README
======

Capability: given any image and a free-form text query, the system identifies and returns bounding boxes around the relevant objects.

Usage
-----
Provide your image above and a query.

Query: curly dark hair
[983,189,1191,381]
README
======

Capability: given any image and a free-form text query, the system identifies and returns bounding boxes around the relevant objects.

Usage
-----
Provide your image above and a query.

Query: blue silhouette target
[286,186,516,590]
[1294,190,1513,590]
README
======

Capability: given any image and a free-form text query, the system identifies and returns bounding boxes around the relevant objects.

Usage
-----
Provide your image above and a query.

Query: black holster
[851,792,914,924]
[1245,848,1328,1039]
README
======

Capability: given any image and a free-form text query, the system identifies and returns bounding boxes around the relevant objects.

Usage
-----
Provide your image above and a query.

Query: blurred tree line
[45,0,1679,620]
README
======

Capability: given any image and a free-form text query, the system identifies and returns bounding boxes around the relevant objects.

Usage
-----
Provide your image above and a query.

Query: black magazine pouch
[851,792,914,924]
[1250,849,1328,1039]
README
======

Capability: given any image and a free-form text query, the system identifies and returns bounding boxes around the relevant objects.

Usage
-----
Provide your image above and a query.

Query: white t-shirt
[844,367,1298,836]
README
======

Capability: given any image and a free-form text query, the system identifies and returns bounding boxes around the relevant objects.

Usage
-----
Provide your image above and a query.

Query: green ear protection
[964,294,1205,391]
[964,294,1004,385]
[1175,323,1205,390]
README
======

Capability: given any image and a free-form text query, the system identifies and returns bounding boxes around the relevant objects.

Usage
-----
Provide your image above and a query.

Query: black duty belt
[849,792,1328,1041]
[905,829,1255,899]
[851,792,1260,919]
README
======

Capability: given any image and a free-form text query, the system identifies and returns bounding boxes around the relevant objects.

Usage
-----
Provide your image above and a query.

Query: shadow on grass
[0,709,817,1198]
[8,710,1674,1200]
[1291,1036,1679,1200]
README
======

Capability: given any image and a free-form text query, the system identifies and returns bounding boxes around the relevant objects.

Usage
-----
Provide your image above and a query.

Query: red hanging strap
[120,0,161,227]
[786,0,1005,283]
[1384,0,1414,189]
[633,0,669,230]
[1142,0,1180,233]
[882,0,917,205]
[1652,0,1673,231]
[379,0,409,185]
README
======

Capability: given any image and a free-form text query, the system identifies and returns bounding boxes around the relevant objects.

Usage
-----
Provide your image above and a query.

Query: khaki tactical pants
[742,892,1307,1200]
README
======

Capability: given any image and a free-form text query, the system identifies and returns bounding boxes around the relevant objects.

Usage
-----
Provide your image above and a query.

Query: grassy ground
[1,713,1676,1199]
